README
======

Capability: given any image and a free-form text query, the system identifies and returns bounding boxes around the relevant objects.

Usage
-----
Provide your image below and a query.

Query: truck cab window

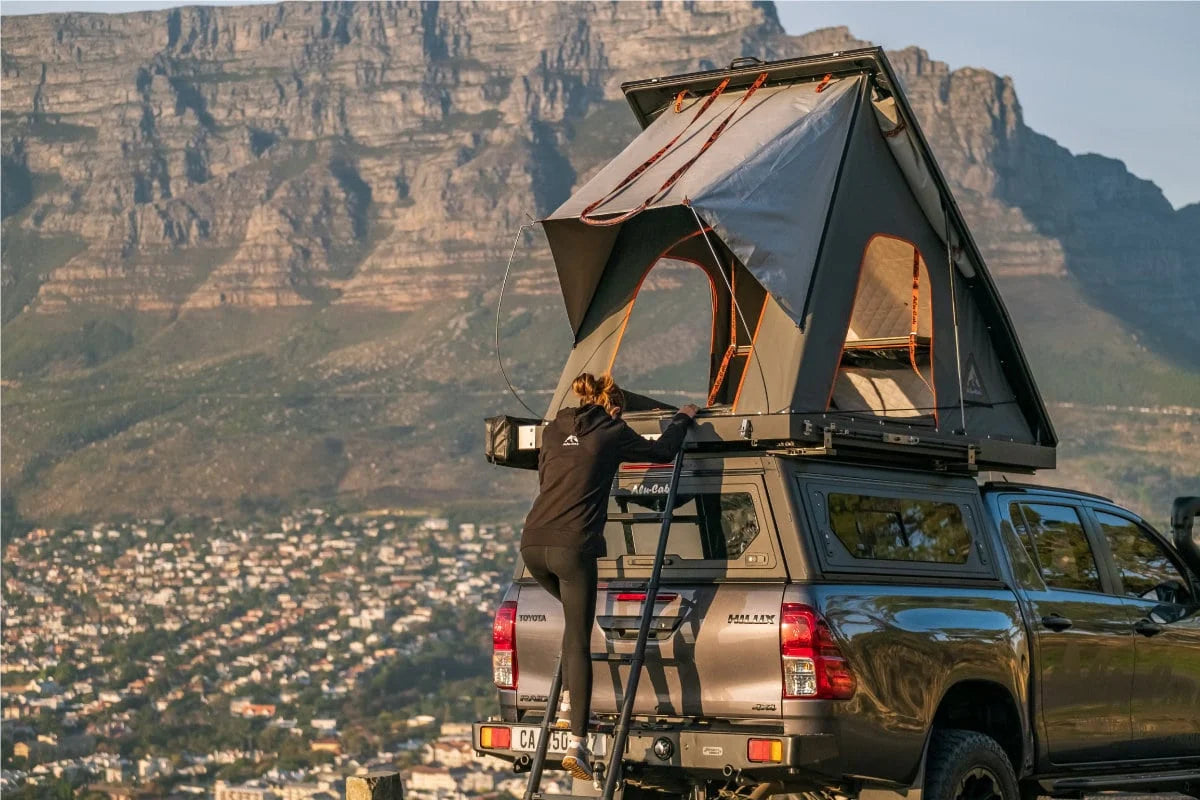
[1096,512,1192,605]
[1001,504,1045,590]
[1017,503,1102,593]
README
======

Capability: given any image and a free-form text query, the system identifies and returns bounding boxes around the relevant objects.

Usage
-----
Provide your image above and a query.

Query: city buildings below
[1,510,522,797]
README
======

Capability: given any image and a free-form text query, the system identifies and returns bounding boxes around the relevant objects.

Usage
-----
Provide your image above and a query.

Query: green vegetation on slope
[1,225,87,323]
[3,263,1196,527]
[1000,274,1200,407]
[1,291,572,522]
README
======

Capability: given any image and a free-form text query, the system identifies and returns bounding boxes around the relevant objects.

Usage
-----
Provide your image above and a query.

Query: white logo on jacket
[563,434,580,446]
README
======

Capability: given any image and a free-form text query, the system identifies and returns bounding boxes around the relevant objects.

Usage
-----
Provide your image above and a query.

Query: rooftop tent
[545,75,862,335]
[535,49,1056,472]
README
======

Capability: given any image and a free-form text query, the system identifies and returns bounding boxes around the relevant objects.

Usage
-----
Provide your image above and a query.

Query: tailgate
[515,465,787,720]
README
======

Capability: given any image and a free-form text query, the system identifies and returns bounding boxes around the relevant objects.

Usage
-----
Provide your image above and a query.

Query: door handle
[1041,614,1073,632]
[1133,618,1164,637]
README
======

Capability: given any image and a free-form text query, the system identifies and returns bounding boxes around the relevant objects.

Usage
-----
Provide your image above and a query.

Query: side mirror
[1171,496,1200,577]
[1145,579,1188,606]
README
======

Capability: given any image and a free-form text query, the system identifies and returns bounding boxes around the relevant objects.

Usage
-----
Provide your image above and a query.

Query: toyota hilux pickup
[471,46,1200,800]
[474,453,1200,800]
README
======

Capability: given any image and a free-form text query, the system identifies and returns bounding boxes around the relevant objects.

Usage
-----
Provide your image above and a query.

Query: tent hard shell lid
[523,48,1054,473]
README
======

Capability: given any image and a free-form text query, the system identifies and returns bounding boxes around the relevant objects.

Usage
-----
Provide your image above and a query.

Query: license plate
[511,726,607,757]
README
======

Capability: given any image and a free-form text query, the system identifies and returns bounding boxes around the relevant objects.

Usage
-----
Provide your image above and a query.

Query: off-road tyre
[1017,781,1042,800]
[924,729,1019,800]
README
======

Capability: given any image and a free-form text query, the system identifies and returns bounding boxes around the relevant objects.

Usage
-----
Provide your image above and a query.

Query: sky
[3,1,1197,209]
[776,2,1200,209]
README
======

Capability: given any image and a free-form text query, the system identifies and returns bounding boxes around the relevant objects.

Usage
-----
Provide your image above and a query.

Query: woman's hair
[572,373,625,413]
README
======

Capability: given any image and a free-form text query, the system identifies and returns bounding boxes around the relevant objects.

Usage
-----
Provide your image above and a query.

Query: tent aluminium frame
[619,48,1056,452]
[488,49,1058,474]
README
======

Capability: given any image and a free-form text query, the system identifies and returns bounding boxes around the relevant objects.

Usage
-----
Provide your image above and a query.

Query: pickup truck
[474,452,1200,800]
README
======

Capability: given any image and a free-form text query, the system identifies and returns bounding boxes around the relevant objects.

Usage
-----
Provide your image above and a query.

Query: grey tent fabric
[533,49,1057,470]
[544,76,862,333]
[872,96,977,279]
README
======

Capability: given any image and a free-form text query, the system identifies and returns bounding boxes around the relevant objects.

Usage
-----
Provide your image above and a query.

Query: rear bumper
[472,720,839,777]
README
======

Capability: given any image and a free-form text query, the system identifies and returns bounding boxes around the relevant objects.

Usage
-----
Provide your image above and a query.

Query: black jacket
[520,405,693,557]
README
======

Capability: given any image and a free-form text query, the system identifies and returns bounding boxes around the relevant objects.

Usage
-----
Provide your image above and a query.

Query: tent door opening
[830,234,937,423]
[608,228,768,413]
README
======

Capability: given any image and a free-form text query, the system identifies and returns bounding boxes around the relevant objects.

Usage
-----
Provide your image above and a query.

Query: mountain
[2,2,1197,524]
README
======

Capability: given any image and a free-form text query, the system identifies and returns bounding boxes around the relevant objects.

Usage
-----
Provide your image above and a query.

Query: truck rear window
[827,493,971,564]
[604,490,761,561]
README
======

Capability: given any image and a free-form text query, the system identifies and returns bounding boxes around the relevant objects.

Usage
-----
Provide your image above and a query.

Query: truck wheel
[619,785,687,800]
[924,729,1019,800]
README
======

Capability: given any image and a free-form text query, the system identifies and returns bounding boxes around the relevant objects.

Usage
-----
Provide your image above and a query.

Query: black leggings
[521,545,598,737]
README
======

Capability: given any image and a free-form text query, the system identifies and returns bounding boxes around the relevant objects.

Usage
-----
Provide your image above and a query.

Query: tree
[53,661,77,685]
[1,489,30,539]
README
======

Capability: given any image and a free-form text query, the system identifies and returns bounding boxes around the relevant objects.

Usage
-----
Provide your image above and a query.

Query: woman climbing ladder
[519,373,698,780]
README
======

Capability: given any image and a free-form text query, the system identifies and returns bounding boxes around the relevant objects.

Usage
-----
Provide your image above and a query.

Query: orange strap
[673,90,689,112]
[883,118,908,139]
[579,72,769,227]
[815,73,833,93]
[908,247,920,365]
[708,346,737,407]
[729,266,739,343]
[908,248,938,422]
[707,266,744,407]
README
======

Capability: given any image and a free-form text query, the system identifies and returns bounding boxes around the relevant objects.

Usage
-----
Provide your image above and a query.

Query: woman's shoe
[561,739,594,781]
[553,691,571,729]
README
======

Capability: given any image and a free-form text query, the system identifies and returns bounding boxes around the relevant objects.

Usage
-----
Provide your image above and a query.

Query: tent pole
[944,202,967,435]
[687,204,771,414]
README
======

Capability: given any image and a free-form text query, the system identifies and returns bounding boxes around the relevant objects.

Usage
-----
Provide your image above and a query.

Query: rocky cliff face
[881,46,1198,365]
[4,2,1194,339]
[2,2,1196,522]
[2,3,812,315]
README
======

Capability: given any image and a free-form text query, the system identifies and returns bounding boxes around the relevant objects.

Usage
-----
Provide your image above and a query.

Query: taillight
[613,592,678,603]
[493,600,518,689]
[747,738,783,763]
[780,602,855,700]
[479,725,512,749]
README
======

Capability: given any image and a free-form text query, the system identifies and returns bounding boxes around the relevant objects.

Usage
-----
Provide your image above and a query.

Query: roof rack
[488,410,1053,475]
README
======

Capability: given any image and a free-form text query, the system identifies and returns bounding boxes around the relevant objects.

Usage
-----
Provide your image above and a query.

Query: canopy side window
[830,234,937,422]
[609,251,767,410]
[801,480,991,578]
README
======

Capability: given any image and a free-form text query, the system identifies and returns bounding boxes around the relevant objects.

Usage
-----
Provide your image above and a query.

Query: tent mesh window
[610,253,767,411]
[609,259,717,406]
[831,234,937,421]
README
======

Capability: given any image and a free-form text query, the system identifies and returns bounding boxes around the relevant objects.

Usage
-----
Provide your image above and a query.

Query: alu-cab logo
[963,353,987,402]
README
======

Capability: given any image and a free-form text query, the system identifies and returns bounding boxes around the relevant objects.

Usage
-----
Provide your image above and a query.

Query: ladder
[524,448,687,800]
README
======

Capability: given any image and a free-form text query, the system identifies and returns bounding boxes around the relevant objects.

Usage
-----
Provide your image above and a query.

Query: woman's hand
[680,404,700,419]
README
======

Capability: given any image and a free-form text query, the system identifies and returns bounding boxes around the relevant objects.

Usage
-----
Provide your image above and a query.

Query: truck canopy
[538,49,1056,473]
